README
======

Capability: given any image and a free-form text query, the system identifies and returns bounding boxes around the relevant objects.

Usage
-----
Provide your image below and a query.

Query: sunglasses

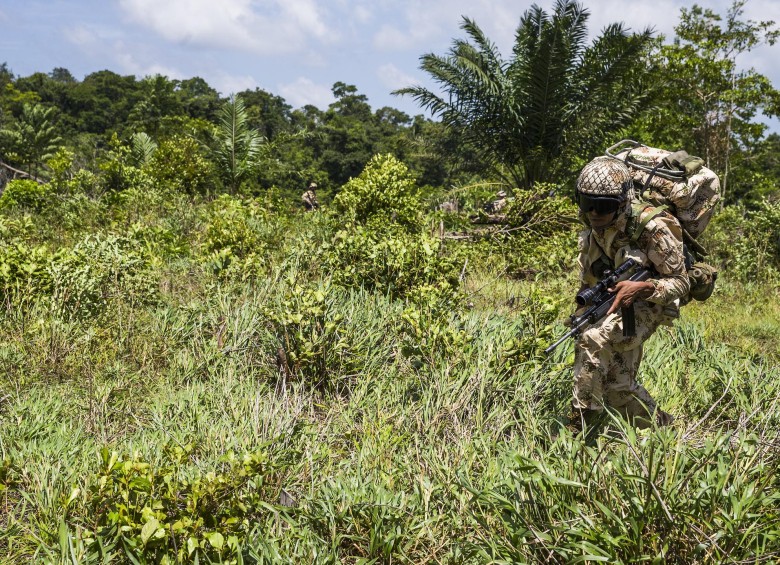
[576,192,622,215]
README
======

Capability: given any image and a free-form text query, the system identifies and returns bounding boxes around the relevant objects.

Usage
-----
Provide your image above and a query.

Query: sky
[1,0,779,128]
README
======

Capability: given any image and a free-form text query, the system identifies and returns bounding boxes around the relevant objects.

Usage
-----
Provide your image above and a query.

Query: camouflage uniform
[302,182,319,211]
[572,157,690,425]
[483,191,508,214]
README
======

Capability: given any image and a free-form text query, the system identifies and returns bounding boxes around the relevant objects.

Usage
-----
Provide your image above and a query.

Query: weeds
[1,160,779,563]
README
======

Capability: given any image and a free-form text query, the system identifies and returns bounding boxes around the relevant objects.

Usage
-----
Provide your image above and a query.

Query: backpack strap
[626,202,667,244]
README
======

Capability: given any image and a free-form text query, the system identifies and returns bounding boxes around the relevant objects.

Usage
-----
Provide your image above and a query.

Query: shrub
[0,179,55,212]
[704,200,780,282]
[49,233,158,319]
[332,154,423,232]
[263,283,352,391]
[77,444,296,564]
[324,225,462,299]
[199,195,269,278]
[145,135,214,195]
[0,241,53,302]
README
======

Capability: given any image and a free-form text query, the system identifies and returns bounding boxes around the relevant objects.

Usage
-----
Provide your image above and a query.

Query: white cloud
[372,0,518,53]
[114,47,184,80]
[64,25,98,47]
[212,72,261,96]
[278,77,334,108]
[376,63,417,90]
[118,0,333,55]
[353,5,372,24]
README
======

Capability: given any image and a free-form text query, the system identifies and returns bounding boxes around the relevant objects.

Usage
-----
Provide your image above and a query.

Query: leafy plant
[332,153,423,232]
[397,0,656,188]
[0,179,55,212]
[49,233,158,319]
[77,443,296,564]
[199,194,269,278]
[212,95,264,193]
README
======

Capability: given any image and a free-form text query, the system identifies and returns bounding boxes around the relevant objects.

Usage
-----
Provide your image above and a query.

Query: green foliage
[0,239,52,301]
[631,1,780,203]
[98,134,153,192]
[264,283,353,391]
[324,225,461,299]
[0,102,62,177]
[49,233,158,319]
[400,288,472,368]
[47,147,75,192]
[212,95,265,193]
[199,195,269,278]
[704,200,780,281]
[0,179,54,212]
[128,132,157,167]
[146,135,213,194]
[332,153,423,231]
[463,430,780,563]
[80,444,294,564]
[398,1,656,188]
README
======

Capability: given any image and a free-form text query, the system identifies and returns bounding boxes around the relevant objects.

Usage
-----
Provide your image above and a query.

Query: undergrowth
[1,156,779,564]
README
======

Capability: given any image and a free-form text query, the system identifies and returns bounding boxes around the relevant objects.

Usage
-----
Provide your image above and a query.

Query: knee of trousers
[577,325,609,353]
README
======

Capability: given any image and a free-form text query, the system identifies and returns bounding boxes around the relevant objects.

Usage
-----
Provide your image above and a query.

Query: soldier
[302,181,320,211]
[570,157,689,431]
[483,190,508,214]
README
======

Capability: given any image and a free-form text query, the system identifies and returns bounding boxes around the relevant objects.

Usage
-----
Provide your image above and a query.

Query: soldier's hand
[607,280,655,315]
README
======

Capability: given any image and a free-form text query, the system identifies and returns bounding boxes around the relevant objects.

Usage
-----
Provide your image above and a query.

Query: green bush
[704,200,780,282]
[0,179,55,212]
[145,135,214,195]
[199,195,270,278]
[264,283,352,391]
[49,233,158,319]
[77,444,296,564]
[332,154,423,232]
[0,240,53,301]
[324,225,462,299]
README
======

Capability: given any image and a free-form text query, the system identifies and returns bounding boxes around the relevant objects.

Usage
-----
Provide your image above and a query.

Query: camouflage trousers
[573,301,666,419]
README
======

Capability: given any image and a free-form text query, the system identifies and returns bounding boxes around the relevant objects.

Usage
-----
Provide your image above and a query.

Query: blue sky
[2,0,779,127]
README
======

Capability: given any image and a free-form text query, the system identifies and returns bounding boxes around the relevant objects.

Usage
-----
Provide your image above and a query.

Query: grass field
[1,181,779,563]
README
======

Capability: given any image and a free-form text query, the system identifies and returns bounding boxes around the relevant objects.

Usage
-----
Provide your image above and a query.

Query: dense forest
[1,1,780,563]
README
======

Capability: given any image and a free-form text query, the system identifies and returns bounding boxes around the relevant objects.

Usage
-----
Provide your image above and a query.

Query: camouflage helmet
[308,181,318,189]
[576,156,634,200]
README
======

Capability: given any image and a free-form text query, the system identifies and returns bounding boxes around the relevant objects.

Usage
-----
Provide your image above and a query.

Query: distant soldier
[438,199,459,213]
[483,190,508,214]
[302,181,320,211]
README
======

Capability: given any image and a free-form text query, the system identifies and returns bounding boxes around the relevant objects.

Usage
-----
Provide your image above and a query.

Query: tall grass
[1,190,779,563]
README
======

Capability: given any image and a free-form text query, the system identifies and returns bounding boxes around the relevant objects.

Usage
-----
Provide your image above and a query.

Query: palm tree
[0,103,62,178]
[212,95,264,193]
[396,0,656,189]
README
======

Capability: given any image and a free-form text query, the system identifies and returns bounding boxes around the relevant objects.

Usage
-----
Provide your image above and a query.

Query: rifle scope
[575,259,637,306]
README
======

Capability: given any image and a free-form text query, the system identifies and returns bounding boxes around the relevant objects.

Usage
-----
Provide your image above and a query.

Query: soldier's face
[587,209,617,229]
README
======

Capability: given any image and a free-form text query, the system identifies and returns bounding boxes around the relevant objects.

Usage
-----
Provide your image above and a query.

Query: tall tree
[0,103,62,177]
[634,1,779,203]
[212,95,264,193]
[397,0,656,189]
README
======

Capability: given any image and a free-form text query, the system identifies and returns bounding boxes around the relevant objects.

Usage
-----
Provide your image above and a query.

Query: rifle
[545,259,651,355]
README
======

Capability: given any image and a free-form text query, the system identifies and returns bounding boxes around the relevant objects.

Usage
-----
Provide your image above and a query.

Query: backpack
[606,140,720,302]
[607,140,720,238]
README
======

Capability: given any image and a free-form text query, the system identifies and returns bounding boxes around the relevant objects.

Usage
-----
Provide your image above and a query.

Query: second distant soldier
[302,181,320,211]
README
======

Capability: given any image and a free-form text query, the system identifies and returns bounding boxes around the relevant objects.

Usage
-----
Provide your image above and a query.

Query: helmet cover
[576,156,634,199]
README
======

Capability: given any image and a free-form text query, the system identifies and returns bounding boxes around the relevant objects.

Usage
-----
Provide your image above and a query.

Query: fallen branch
[0,161,45,184]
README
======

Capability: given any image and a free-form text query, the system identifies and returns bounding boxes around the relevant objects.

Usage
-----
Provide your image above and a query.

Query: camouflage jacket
[577,208,690,305]
[301,190,319,210]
